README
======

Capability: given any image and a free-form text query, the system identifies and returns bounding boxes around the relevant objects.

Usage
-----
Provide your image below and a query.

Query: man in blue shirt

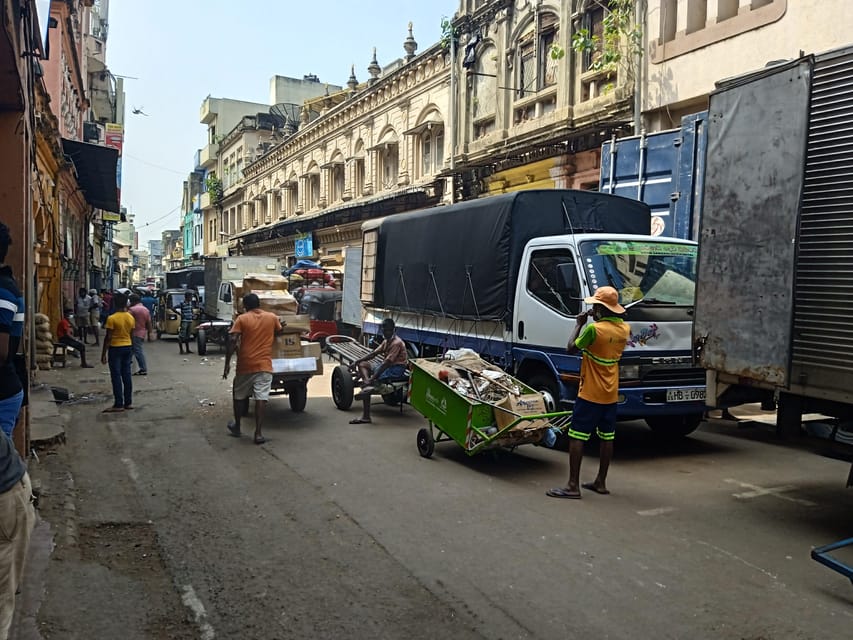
[0,221,34,639]
[174,290,195,354]
[0,222,24,438]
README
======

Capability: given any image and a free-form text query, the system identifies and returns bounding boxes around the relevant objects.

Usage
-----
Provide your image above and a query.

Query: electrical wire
[122,153,186,176]
[135,204,182,229]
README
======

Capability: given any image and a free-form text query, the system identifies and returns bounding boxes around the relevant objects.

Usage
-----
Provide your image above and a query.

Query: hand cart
[324,335,408,410]
[408,358,571,458]
[811,538,853,587]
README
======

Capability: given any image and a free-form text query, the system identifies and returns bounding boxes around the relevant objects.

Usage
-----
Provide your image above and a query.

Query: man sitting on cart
[348,318,408,424]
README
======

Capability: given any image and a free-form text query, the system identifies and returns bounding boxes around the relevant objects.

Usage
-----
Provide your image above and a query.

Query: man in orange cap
[547,285,630,499]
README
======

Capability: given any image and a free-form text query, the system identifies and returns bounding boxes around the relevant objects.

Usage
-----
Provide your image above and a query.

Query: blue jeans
[0,390,24,437]
[108,346,133,408]
[132,336,147,373]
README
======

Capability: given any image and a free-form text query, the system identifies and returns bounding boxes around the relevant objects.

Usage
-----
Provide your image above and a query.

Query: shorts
[377,364,408,382]
[89,309,100,325]
[233,372,273,401]
[568,397,617,442]
[179,321,193,341]
[75,314,90,328]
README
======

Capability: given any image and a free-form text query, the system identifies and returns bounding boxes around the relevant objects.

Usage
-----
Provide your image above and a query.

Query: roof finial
[347,64,358,93]
[404,22,418,62]
[367,47,381,84]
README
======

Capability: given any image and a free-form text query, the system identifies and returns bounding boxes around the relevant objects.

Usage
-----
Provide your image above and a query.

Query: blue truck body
[600,112,708,241]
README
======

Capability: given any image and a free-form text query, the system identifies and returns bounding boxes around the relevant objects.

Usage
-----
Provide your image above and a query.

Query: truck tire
[196,329,207,356]
[289,382,307,412]
[332,364,354,410]
[527,374,560,413]
[644,414,702,437]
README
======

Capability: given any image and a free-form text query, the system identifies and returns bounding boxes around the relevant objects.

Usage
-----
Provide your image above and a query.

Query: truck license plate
[666,387,706,402]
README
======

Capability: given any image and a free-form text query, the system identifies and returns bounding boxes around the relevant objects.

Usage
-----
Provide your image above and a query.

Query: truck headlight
[619,364,640,380]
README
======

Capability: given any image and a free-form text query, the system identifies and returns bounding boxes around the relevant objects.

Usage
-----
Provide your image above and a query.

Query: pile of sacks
[34,313,54,370]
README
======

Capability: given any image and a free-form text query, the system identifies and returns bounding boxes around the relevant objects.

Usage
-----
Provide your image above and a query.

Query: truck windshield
[579,240,697,307]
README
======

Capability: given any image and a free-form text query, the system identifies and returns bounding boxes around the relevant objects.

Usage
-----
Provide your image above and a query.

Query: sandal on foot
[581,482,610,495]
[226,421,241,438]
[253,436,268,445]
[124,405,135,410]
[102,407,125,414]
[349,418,372,424]
[546,487,581,499]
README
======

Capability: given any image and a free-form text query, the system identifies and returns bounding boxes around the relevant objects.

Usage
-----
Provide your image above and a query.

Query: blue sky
[107,1,457,246]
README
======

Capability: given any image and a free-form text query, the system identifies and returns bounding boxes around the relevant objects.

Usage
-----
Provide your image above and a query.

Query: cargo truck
[356,189,706,437]
[694,46,853,483]
[600,112,707,241]
[195,255,283,355]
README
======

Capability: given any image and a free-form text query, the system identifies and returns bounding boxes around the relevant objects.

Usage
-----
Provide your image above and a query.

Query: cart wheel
[289,382,308,412]
[417,427,435,458]
[332,364,354,410]
[196,329,207,356]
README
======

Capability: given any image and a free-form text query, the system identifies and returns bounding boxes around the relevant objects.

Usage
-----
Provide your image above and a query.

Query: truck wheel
[417,427,435,458]
[332,364,354,410]
[645,414,702,437]
[196,329,207,356]
[527,374,560,413]
[289,382,307,412]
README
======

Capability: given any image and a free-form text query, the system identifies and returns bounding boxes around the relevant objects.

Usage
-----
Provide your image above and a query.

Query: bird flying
[131,106,148,116]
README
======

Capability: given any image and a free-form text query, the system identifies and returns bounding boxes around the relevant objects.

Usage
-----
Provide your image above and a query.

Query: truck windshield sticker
[595,242,697,257]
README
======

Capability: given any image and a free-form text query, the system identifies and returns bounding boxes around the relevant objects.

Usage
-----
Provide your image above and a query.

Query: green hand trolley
[408,358,572,458]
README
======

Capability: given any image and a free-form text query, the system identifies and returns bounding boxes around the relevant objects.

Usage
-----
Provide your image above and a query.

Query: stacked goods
[271,341,323,374]
[416,353,549,432]
[242,273,289,292]
[235,274,298,317]
[34,313,54,370]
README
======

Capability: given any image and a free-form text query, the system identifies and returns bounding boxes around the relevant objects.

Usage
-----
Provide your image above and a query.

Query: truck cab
[512,234,704,434]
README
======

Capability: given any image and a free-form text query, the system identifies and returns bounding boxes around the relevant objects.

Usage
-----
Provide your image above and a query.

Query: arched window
[352,140,365,198]
[419,125,444,177]
[516,12,560,99]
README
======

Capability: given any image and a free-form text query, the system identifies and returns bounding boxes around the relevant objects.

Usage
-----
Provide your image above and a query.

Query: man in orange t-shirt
[547,286,630,500]
[223,293,282,444]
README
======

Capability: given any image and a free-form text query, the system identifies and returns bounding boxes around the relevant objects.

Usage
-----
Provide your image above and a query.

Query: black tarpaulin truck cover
[371,189,650,321]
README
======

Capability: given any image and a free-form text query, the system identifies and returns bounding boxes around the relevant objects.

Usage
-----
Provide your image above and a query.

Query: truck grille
[640,367,705,386]
[793,49,853,379]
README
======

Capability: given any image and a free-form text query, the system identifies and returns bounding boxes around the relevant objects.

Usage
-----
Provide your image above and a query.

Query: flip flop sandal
[253,437,268,445]
[581,482,610,495]
[349,418,372,424]
[546,487,582,499]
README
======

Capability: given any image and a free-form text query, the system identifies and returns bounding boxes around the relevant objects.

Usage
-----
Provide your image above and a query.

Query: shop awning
[62,139,120,212]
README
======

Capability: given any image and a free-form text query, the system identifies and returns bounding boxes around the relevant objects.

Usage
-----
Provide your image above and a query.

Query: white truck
[196,255,283,355]
[354,189,706,437]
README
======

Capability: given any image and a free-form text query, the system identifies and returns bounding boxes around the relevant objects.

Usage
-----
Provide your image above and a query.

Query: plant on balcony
[571,0,642,91]
[205,174,224,207]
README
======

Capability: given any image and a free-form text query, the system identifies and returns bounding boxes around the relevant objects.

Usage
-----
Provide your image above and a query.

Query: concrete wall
[644,0,851,127]
[269,75,340,106]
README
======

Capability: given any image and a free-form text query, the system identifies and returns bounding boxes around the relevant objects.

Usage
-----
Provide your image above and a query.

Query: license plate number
[666,387,706,402]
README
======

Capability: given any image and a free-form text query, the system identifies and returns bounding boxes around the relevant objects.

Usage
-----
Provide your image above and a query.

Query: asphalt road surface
[12,339,853,639]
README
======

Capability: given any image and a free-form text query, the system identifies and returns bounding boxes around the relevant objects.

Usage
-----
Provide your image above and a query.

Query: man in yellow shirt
[547,286,630,499]
[100,292,137,413]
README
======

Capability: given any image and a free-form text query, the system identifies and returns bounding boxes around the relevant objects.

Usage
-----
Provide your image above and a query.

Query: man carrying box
[223,293,282,445]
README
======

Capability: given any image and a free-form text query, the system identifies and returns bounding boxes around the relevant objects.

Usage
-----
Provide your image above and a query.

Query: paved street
[10,339,853,640]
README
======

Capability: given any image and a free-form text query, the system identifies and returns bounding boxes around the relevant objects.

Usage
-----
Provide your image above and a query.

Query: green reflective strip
[568,429,591,441]
[583,350,620,366]
[596,429,615,441]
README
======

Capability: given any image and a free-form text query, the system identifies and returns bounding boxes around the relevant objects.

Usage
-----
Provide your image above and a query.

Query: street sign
[295,234,313,258]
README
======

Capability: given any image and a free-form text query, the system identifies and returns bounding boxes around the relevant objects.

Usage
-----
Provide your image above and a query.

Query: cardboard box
[279,314,310,332]
[273,333,303,358]
[301,341,323,375]
[253,291,298,315]
[243,273,289,292]
[493,393,548,431]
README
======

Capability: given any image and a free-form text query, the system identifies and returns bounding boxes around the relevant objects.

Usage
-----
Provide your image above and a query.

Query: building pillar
[266,190,275,224]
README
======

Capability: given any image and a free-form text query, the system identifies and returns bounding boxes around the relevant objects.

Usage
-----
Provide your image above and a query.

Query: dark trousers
[108,346,133,408]
[58,335,85,356]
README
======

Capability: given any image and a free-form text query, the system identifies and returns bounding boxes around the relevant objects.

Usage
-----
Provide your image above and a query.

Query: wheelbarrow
[408,358,571,458]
